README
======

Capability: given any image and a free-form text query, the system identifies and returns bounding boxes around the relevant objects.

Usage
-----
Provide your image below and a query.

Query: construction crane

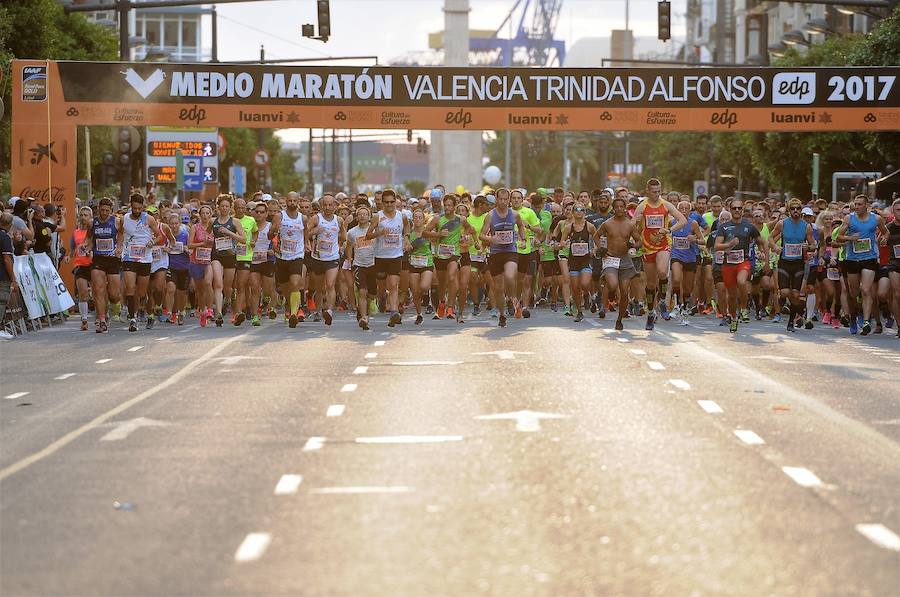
[390,0,565,67]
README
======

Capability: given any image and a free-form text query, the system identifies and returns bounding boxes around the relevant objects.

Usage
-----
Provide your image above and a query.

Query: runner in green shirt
[511,189,543,318]
[233,198,258,326]
[466,195,491,316]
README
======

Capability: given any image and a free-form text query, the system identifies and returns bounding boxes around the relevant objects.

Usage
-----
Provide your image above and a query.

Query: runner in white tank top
[270,192,307,328]
[120,193,162,332]
[366,189,410,326]
[307,194,346,325]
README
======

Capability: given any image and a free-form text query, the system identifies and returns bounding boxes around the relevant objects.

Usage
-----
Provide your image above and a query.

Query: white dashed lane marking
[355,435,463,444]
[855,524,900,552]
[127,346,143,352]
[310,486,412,494]
[234,533,271,562]
[646,361,665,370]
[697,400,723,414]
[326,404,345,417]
[352,366,368,375]
[668,379,691,390]
[365,353,377,359]
[95,359,112,364]
[374,340,386,346]
[630,349,646,355]
[303,437,325,451]
[4,392,29,400]
[274,474,303,496]
[616,338,629,343]
[340,384,357,392]
[54,373,77,380]
[733,429,765,445]
[782,466,824,488]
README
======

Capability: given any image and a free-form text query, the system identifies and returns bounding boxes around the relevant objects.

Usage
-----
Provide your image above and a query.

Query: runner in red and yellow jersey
[631,178,687,330]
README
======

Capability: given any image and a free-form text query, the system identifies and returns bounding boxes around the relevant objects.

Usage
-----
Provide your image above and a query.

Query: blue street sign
[229,165,246,196]
[184,155,203,191]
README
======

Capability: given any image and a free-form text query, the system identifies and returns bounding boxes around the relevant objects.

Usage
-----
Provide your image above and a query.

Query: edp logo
[772,73,816,105]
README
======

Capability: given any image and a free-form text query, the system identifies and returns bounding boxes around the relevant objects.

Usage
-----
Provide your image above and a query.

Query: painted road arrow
[474,410,569,432]
[472,350,534,360]
[99,417,172,442]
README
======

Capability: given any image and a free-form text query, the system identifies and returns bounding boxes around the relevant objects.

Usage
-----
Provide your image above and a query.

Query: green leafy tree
[403,179,426,197]
[1,0,118,197]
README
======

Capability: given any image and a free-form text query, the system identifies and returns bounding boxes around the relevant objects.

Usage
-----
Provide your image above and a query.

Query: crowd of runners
[6,179,899,338]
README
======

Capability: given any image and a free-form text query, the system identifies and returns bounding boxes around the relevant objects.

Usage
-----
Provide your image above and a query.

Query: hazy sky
[202,0,687,142]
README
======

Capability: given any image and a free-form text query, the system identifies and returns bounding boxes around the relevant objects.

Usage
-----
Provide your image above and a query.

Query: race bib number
[602,256,621,269]
[409,255,429,268]
[252,250,268,264]
[215,236,233,252]
[383,233,401,249]
[494,230,514,244]
[784,243,803,258]
[169,241,184,254]
[438,243,455,258]
[341,259,351,270]
[356,238,374,249]
[673,236,691,250]
[95,238,114,253]
[726,249,745,264]
[827,268,841,281]
[195,247,212,263]
[281,239,299,254]
[852,238,872,254]
[76,244,89,256]
[128,244,147,260]
[598,236,607,249]
[714,251,725,265]
[236,243,247,255]
[151,247,162,261]
[571,242,589,257]
[470,253,486,263]
[318,239,335,254]
[645,214,664,229]
[894,244,900,259]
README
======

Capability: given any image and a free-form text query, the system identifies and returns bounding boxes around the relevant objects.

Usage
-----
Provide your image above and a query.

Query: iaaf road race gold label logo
[22,66,47,101]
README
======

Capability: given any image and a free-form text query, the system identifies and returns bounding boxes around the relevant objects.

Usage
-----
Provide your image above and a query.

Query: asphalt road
[1,308,898,596]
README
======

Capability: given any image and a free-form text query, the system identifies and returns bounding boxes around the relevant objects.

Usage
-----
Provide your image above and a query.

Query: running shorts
[722,261,751,288]
[777,259,805,291]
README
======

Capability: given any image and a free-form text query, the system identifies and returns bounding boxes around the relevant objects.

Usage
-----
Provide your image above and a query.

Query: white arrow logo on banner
[121,68,166,99]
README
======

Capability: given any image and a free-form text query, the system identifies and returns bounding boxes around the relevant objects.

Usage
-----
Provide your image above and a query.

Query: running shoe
[850,320,858,334]
[323,309,333,326]
[138,311,147,323]
[823,311,832,325]
[507,299,515,316]
[832,317,841,330]
[297,308,306,322]
[128,318,137,332]
[415,314,423,325]
[498,314,507,327]
[804,318,813,330]
[473,304,481,317]
[446,307,455,320]
[874,322,883,334]
[312,312,322,323]
[268,307,277,320]
[81,319,88,331]
[522,307,531,319]
[514,305,523,319]
[200,311,208,327]
[563,306,572,317]
[741,309,750,323]
[490,308,499,319]
[425,303,434,315]
[730,318,739,333]
[550,302,557,312]
[860,320,871,336]
[288,313,298,328]
[215,313,224,327]
[359,318,370,330]
[574,311,584,322]
[615,320,624,331]
[857,314,865,329]
[670,305,681,320]
[645,313,655,331]
[597,307,606,319]
[885,315,894,329]
[234,312,246,326]
[436,301,446,319]
[99,320,109,333]
[773,313,782,324]
[307,297,316,312]
[457,313,465,324]
[251,315,261,327]
[146,316,155,330]
[786,320,795,333]
[659,300,671,321]
[590,299,598,313]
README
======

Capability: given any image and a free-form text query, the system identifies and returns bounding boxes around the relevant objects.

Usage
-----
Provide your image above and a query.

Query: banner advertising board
[13,252,76,320]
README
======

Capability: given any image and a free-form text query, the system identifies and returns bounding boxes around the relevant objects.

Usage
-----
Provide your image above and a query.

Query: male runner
[120,193,162,332]
[307,194,346,326]
[269,191,307,328]
[631,178,687,330]
[367,188,411,327]
[598,196,642,331]
[511,189,543,318]
[480,188,527,328]
[716,200,770,333]
[769,198,817,332]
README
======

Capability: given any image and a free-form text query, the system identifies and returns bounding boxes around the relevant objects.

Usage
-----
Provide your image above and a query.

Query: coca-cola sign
[17,186,67,204]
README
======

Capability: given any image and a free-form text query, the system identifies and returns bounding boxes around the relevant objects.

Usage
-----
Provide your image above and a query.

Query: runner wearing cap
[769,199,817,332]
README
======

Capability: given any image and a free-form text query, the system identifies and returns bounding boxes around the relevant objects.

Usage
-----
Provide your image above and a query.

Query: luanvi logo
[770,112,817,124]
[122,68,166,99]
[508,113,553,125]
[772,73,816,105]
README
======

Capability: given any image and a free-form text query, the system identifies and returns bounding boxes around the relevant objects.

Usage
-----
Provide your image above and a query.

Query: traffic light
[657,1,671,41]
[416,137,428,154]
[117,127,132,169]
[257,166,268,192]
[317,0,330,40]
[407,129,413,143]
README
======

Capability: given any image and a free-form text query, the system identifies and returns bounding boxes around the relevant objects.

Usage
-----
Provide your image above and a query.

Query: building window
[164,19,179,47]
[182,20,197,48]
[144,18,160,46]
